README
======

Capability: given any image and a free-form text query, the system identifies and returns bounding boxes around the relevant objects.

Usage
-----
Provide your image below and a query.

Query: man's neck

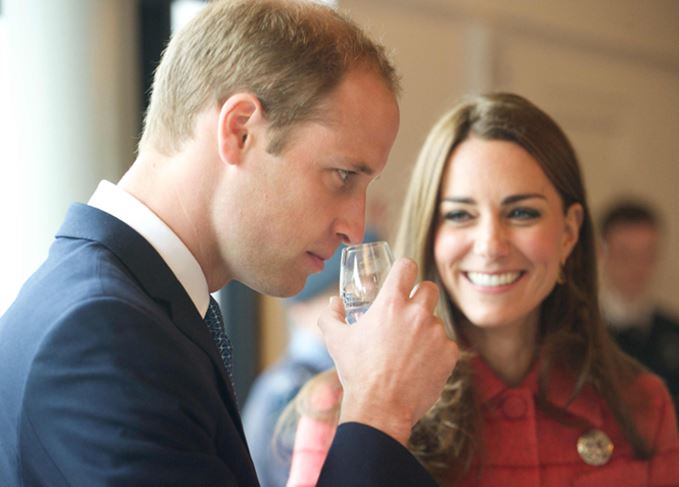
[601,286,654,330]
[119,148,228,292]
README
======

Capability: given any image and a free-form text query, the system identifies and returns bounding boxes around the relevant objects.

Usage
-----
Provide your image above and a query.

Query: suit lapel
[168,292,245,438]
[56,204,245,440]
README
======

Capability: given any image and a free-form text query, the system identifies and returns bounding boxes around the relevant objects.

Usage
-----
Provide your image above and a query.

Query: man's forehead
[609,222,658,239]
[608,224,660,250]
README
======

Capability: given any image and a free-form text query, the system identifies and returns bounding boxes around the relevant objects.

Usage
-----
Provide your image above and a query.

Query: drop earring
[557,262,566,285]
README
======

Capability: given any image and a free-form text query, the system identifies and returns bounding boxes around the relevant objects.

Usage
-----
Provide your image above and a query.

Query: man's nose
[334,196,366,245]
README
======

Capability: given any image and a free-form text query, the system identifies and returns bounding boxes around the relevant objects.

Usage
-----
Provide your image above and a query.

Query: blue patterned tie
[204,296,235,389]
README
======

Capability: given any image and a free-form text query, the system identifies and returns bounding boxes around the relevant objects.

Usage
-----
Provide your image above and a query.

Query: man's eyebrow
[351,162,374,176]
[332,158,374,176]
[440,193,546,204]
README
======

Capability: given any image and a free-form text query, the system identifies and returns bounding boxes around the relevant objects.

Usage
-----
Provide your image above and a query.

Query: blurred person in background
[599,200,679,414]
[284,93,679,486]
[243,229,379,487]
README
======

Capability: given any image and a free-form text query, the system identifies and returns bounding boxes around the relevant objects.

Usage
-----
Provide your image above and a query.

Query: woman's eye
[443,210,472,222]
[508,207,540,220]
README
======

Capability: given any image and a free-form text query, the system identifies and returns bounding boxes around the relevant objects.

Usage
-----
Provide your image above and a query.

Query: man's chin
[252,275,309,299]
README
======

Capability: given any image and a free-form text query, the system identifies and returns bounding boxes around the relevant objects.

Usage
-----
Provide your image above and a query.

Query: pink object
[286,415,338,487]
[286,380,341,487]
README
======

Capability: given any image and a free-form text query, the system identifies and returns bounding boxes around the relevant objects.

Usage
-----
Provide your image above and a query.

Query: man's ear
[217,93,262,165]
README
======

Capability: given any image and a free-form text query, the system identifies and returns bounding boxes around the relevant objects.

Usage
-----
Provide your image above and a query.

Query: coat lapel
[56,203,245,440]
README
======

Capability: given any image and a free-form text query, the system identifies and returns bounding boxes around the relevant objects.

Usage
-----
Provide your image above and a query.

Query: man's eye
[336,169,351,183]
[443,210,471,222]
[508,207,541,220]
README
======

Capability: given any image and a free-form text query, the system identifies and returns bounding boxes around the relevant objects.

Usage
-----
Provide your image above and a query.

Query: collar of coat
[471,355,604,429]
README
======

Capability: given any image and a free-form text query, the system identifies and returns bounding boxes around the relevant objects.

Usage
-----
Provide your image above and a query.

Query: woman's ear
[216,93,262,165]
[562,202,584,260]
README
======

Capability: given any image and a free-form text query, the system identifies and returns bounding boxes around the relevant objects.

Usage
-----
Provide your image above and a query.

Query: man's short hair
[599,200,660,239]
[140,0,400,155]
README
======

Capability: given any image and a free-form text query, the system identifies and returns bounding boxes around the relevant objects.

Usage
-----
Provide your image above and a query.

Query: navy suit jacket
[0,204,436,486]
[610,310,679,418]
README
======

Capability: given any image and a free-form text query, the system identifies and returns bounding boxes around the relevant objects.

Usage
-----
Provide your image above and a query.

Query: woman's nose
[474,217,510,258]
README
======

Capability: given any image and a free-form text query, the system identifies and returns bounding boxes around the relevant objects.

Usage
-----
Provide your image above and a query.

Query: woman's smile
[464,270,525,290]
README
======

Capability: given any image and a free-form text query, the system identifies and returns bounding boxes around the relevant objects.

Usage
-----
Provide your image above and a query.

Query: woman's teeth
[467,271,521,287]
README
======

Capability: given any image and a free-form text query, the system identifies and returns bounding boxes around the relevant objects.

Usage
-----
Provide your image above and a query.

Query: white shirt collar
[88,180,210,318]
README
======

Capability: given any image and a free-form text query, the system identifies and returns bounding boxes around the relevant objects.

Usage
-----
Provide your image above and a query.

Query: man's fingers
[409,280,439,311]
[318,296,345,334]
[379,257,418,300]
[328,295,345,318]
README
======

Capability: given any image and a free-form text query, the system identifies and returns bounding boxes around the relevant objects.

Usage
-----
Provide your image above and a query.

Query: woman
[285,93,679,486]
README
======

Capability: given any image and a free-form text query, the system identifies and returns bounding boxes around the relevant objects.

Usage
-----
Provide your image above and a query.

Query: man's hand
[318,257,459,445]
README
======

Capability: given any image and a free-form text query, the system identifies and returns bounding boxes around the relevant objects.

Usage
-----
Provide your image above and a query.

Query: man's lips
[308,250,333,261]
[306,252,327,270]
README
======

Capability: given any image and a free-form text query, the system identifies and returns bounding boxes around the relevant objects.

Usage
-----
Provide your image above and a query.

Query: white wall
[0,0,140,313]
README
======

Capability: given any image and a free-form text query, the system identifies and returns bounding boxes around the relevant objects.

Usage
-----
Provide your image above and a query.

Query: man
[0,1,458,486]
[599,200,679,414]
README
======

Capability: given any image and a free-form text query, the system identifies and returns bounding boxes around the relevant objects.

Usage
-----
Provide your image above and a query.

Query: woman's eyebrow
[440,193,546,205]
[502,193,546,204]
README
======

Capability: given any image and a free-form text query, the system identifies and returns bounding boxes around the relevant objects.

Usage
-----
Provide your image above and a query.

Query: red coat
[449,358,679,486]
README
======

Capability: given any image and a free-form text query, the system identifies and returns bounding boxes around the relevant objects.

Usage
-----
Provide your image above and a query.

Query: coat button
[502,394,527,419]
[577,429,614,466]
